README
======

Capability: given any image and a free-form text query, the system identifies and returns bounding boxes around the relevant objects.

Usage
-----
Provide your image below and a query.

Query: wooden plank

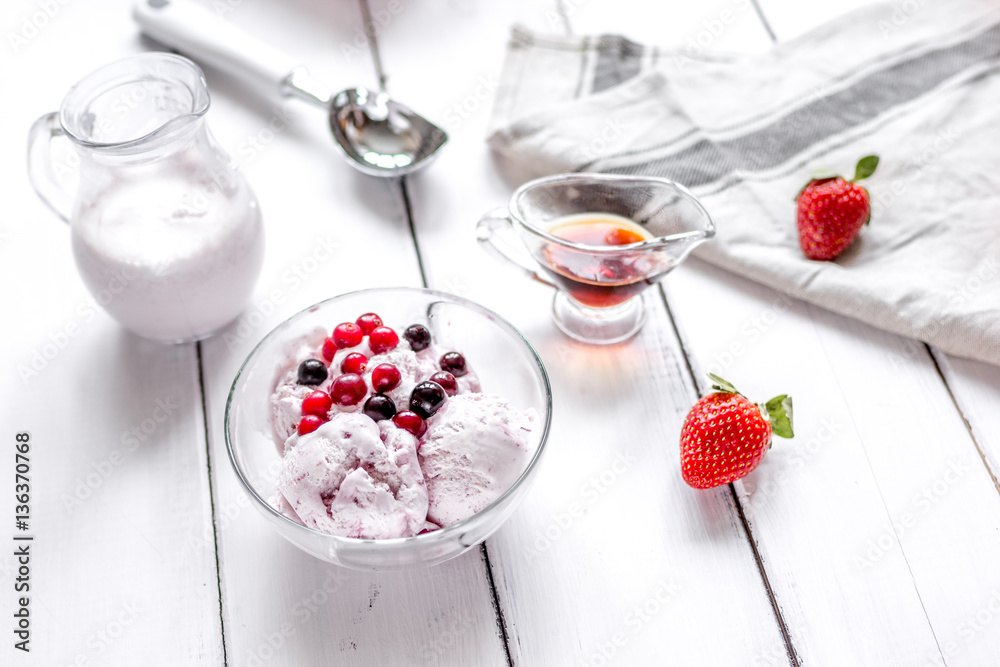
[372,0,794,663]
[665,257,1000,665]
[729,3,1000,664]
[1,1,225,664]
[192,1,511,665]
[570,0,773,53]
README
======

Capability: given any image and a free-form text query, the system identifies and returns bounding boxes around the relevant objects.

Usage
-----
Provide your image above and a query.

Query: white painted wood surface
[375,1,793,664]
[5,0,1000,666]
[188,3,512,666]
[662,4,1000,665]
[1,2,224,665]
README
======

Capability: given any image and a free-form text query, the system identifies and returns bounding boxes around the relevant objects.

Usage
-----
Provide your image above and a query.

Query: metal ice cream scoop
[133,0,447,177]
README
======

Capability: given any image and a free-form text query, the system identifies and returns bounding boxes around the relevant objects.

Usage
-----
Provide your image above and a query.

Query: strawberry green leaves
[763,394,794,439]
[853,155,880,182]
[708,373,739,395]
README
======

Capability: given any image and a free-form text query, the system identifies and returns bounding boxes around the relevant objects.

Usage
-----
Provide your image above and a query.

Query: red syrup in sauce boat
[541,214,656,308]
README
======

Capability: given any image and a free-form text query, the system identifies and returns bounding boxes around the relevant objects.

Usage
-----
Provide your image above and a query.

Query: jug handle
[476,209,557,289]
[27,112,73,223]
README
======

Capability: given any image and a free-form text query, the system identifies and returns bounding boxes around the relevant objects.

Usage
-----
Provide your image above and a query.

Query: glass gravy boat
[477,173,715,344]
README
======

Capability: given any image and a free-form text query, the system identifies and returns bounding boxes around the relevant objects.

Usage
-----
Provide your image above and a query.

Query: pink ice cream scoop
[419,393,537,527]
[277,413,428,539]
[269,326,328,444]
[269,317,535,539]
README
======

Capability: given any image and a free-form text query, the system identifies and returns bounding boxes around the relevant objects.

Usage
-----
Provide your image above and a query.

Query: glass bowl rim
[223,286,553,547]
[508,172,716,252]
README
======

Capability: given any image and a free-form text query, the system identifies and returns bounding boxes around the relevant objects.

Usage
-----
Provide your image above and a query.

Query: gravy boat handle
[476,209,557,290]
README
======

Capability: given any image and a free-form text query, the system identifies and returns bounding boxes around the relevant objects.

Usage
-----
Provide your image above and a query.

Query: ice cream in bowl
[224,287,552,570]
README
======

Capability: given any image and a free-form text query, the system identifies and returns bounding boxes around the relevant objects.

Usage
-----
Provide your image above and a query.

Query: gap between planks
[355,0,517,663]
[567,0,798,660]
[196,341,231,666]
[927,346,1000,497]
[754,0,1000,661]
[660,287,801,667]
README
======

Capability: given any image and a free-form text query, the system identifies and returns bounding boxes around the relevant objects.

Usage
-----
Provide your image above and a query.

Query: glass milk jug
[28,53,264,343]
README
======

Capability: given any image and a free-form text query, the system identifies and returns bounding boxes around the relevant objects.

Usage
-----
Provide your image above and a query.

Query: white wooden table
[5,1,1000,665]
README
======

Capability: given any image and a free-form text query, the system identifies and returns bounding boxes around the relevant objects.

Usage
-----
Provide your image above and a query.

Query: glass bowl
[224,287,552,570]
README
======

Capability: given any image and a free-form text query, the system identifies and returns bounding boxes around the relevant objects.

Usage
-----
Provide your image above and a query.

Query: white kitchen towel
[488,0,1000,366]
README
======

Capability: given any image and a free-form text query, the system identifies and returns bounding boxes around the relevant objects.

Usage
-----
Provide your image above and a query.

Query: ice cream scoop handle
[133,0,301,99]
[476,209,557,289]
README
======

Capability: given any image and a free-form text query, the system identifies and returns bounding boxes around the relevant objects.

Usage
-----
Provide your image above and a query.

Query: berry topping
[298,415,326,436]
[330,373,367,406]
[301,390,333,417]
[333,322,364,349]
[297,359,328,386]
[439,352,468,377]
[393,410,427,437]
[410,381,447,419]
[356,312,383,336]
[321,337,337,363]
[429,371,458,396]
[371,363,402,393]
[363,394,397,422]
[369,326,400,355]
[340,352,368,375]
[403,324,432,351]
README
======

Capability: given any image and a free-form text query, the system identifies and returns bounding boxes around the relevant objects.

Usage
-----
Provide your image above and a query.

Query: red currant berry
[371,363,402,393]
[393,410,427,438]
[356,312,383,335]
[333,322,363,349]
[369,326,399,354]
[439,352,468,377]
[321,337,337,363]
[429,371,458,396]
[298,415,325,436]
[340,352,368,375]
[330,373,367,406]
[301,390,333,417]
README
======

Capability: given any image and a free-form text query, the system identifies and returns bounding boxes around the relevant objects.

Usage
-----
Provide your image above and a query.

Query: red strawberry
[796,155,879,260]
[680,374,794,490]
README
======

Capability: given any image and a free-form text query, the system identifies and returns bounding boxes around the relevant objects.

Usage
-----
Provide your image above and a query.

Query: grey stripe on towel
[597,21,1000,187]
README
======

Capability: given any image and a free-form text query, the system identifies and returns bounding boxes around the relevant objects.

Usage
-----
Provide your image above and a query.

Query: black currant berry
[363,394,397,422]
[297,359,328,386]
[403,324,432,352]
[439,352,468,377]
[409,381,447,418]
